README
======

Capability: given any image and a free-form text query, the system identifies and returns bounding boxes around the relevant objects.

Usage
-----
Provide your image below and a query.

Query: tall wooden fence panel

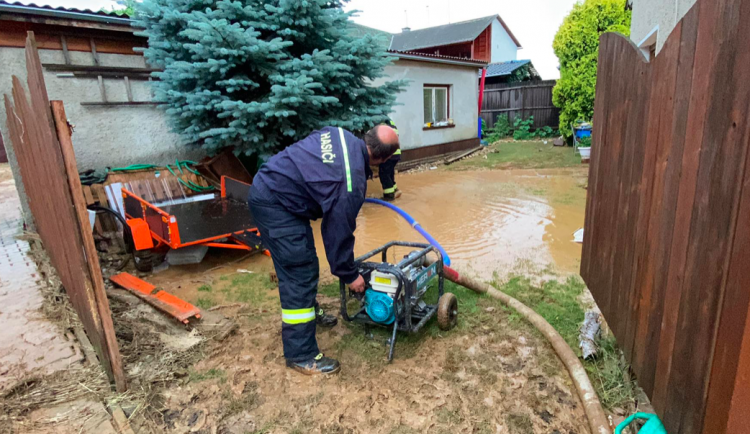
[480,80,559,130]
[0,131,7,163]
[581,1,750,433]
[3,32,125,391]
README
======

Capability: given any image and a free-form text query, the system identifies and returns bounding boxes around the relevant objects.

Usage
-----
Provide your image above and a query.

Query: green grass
[228,273,276,304]
[494,273,636,411]
[197,284,212,292]
[498,275,586,350]
[188,367,226,382]
[196,297,216,309]
[320,277,520,367]
[449,141,580,171]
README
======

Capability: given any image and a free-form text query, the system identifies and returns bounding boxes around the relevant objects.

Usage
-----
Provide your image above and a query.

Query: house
[0,1,199,172]
[629,0,697,58]
[348,24,488,163]
[389,15,521,63]
[372,51,487,165]
[481,59,541,85]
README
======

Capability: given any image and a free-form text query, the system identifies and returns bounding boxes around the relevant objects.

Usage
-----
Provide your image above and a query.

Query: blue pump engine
[364,289,396,325]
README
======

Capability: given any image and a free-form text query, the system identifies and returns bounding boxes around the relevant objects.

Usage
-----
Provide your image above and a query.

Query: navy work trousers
[378,155,400,194]
[248,182,320,362]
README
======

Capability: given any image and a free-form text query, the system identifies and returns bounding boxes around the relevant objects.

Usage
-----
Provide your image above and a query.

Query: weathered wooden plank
[649,0,722,415]
[702,90,750,434]
[662,1,745,431]
[52,101,126,392]
[4,31,124,391]
[627,14,686,392]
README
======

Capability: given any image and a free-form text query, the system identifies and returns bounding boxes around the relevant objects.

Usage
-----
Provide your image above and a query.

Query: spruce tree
[134,0,405,155]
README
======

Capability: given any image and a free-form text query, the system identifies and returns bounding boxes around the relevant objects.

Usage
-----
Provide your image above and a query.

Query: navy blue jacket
[252,127,371,284]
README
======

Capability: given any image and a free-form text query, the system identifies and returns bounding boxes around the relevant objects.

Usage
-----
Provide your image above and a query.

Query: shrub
[513,116,535,140]
[553,0,631,138]
[487,115,512,143]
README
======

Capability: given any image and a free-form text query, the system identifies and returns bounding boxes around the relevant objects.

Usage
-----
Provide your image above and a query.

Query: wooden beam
[124,76,133,102]
[89,37,100,65]
[60,34,70,64]
[51,100,127,392]
[43,63,161,73]
[81,101,158,106]
[97,75,107,103]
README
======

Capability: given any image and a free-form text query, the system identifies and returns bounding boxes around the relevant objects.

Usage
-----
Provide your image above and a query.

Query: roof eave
[392,38,475,52]
[0,2,133,26]
[390,52,487,68]
[494,15,522,48]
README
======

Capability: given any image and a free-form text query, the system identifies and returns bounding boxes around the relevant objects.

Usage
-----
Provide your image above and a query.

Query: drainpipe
[478,68,487,138]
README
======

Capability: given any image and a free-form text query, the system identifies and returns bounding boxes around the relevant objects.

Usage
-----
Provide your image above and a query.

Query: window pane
[423,88,433,123]
[435,88,447,122]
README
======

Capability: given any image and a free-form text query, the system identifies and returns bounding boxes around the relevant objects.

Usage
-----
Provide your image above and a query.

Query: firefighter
[249,125,400,375]
[379,120,401,201]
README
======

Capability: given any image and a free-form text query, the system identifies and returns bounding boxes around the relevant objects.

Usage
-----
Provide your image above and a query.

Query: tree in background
[553,0,631,137]
[134,0,405,156]
[103,0,136,16]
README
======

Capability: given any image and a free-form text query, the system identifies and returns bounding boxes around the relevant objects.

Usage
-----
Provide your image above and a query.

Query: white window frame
[637,25,659,60]
[423,85,450,125]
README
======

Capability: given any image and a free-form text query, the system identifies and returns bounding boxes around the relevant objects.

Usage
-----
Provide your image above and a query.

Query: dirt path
[132,258,589,434]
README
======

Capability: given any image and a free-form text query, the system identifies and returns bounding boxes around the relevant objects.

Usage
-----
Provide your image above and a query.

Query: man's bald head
[365,124,400,164]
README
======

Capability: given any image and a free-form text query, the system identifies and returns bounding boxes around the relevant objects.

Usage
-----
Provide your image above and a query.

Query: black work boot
[383,192,396,201]
[316,306,338,327]
[286,353,341,375]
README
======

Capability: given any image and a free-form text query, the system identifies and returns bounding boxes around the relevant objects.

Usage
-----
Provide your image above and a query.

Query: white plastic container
[369,271,399,296]
[579,147,592,160]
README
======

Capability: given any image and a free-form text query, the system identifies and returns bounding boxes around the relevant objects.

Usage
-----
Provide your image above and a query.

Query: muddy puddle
[150,167,587,305]
[315,167,588,280]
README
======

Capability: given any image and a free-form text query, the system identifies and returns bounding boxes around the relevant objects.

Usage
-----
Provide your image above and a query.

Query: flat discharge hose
[365,199,610,434]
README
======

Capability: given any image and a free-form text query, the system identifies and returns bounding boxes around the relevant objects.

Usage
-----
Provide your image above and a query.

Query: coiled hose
[365,199,610,434]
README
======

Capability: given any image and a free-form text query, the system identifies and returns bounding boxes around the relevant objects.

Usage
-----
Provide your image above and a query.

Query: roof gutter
[0,3,133,25]
[390,52,487,68]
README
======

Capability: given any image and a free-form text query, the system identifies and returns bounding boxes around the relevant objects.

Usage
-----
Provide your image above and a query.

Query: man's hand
[348,275,366,293]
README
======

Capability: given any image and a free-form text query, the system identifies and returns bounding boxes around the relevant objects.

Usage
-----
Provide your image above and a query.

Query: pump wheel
[437,292,458,331]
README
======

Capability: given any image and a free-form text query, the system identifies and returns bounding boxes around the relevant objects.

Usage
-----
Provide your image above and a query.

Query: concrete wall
[490,19,519,63]
[373,59,479,151]
[0,47,203,171]
[630,0,698,53]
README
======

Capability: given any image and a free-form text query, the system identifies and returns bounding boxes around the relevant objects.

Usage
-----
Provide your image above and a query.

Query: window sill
[423,124,456,131]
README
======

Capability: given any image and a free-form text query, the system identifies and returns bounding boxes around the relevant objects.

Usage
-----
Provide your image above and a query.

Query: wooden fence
[3,32,125,391]
[0,132,7,163]
[581,1,750,433]
[480,80,559,130]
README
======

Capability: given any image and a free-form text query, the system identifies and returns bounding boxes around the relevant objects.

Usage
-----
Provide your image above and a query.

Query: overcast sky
[21,0,577,79]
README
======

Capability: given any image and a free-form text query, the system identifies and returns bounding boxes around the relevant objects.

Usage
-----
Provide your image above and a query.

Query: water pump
[339,241,458,361]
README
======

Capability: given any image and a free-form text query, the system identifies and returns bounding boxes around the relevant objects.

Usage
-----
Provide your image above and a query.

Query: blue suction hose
[364,198,451,266]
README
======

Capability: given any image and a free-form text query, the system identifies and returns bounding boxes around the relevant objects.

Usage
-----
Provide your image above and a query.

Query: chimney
[402,27,411,32]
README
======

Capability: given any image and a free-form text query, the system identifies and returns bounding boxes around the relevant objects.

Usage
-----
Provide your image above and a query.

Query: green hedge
[553,0,631,137]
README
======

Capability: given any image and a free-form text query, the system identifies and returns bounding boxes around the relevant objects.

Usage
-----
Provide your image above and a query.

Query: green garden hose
[108,160,215,193]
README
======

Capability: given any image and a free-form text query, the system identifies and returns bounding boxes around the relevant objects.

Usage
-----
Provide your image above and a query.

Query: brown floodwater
[312,167,588,280]
[151,167,588,300]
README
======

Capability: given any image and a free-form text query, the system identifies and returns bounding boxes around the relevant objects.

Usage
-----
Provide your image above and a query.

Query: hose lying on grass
[364,199,610,434]
[438,264,610,434]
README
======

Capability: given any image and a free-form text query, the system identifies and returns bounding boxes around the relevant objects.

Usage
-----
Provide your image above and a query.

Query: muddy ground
[133,263,589,434]
[2,146,621,433]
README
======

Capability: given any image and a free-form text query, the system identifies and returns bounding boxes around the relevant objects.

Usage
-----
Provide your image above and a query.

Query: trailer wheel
[437,292,458,331]
[133,249,166,272]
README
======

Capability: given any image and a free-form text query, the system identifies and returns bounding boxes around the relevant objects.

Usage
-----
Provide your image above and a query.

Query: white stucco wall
[490,19,519,63]
[372,59,479,151]
[0,47,203,171]
[630,0,698,53]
